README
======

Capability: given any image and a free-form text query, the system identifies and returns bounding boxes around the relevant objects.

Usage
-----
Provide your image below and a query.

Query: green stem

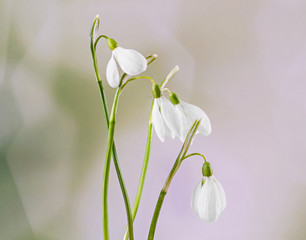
[148,120,201,240]
[94,34,108,49]
[103,88,132,240]
[148,158,181,240]
[123,100,154,240]
[100,80,134,240]
[90,32,134,239]
[183,153,207,162]
[121,76,155,90]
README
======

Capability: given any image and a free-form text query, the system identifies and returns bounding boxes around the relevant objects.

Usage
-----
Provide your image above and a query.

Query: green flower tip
[107,38,118,50]
[202,162,213,177]
[169,92,180,105]
[152,83,161,98]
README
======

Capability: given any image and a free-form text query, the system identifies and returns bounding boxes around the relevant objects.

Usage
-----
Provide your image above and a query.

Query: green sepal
[152,83,161,98]
[169,92,180,105]
[107,38,118,50]
[202,162,213,177]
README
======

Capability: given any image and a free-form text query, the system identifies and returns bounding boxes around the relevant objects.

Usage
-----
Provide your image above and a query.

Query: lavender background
[1,0,306,239]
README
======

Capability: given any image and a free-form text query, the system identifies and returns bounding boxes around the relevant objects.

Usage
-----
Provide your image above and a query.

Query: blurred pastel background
[1,0,306,239]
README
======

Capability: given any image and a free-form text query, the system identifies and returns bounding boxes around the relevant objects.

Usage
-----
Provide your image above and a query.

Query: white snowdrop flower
[151,83,178,142]
[106,38,147,88]
[151,96,177,142]
[169,92,212,142]
[191,162,226,222]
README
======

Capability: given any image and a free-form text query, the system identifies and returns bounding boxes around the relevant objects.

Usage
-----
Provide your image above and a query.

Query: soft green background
[1,0,306,239]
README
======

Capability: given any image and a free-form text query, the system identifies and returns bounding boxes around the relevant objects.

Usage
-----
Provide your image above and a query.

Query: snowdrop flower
[151,66,186,142]
[191,162,226,222]
[169,92,212,142]
[106,38,147,88]
[151,66,211,142]
[151,84,178,142]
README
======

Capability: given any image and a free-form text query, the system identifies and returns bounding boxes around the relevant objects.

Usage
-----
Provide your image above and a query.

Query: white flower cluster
[152,88,211,142]
[92,15,226,224]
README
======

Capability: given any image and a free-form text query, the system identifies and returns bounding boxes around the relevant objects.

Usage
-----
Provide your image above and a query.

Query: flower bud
[107,38,118,50]
[202,162,213,177]
[152,83,161,98]
[92,15,100,42]
[169,92,180,105]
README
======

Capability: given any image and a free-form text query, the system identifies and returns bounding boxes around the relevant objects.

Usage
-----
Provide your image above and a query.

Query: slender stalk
[99,82,134,240]
[148,120,201,240]
[122,56,158,240]
[121,76,155,89]
[103,88,125,240]
[123,100,154,240]
[90,26,134,239]
[183,153,207,162]
[148,159,181,240]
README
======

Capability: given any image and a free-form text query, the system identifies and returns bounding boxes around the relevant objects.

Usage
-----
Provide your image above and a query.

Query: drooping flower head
[151,83,177,142]
[106,38,147,88]
[151,66,185,142]
[191,162,226,222]
[151,66,212,142]
[169,92,212,142]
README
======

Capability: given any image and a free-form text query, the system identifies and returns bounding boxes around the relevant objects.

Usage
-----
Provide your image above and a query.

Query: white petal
[191,180,203,217]
[175,104,193,142]
[160,96,181,138]
[106,54,120,88]
[197,177,221,222]
[191,176,226,222]
[212,176,227,212]
[151,99,165,142]
[113,47,147,76]
[180,101,212,136]
[164,119,176,139]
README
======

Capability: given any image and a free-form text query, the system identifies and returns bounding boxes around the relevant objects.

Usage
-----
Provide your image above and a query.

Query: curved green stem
[94,34,108,49]
[148,120,201,240]
[121,76,155,90]
[102,89,119,240]
[90,24,134,240]
[122,55,158,240]
[98,81,134,240]
[103,87,135,240]
[123,100,154,240]
[183,153,207,162]
[161,88,171,95]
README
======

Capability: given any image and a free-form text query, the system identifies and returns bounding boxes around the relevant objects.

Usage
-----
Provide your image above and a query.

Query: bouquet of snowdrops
[89,15,226,240]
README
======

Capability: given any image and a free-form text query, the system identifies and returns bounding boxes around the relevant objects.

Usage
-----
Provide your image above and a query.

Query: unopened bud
[169,92,180,105]
[107,38,118,50]
[152,83,161,98]
[202,162,213,177]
